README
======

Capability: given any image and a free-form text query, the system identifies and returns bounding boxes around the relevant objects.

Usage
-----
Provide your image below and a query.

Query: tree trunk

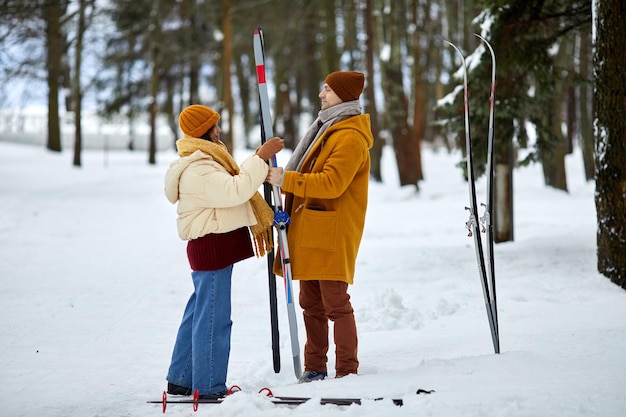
[321,0,339,77]
[410,0,426,184]
[565,34,576,154]
[275,84,297,148]
[382,1,420,189]
[566,86,576,154]
[578,29,595,181]
[149,65,158,165]
[72,0,87,167]
[188,54,200,106]
[235,55,251,147]
[363,0,383,182]
[427,17,445,149]
[221,0,234,151]
[44,0,64,152]
[269,17,298,147]
[490,26,516,243]
[594,0,626,288]
[180,0,201,106]
[163,74,179,144]
[302,3,322,118]
[148,0,161,165]
[540,43,568,192]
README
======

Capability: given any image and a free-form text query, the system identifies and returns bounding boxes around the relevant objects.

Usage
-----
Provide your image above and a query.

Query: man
[275,71,374,382]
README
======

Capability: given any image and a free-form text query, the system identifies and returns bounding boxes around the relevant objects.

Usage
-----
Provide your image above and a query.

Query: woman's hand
[256,137,284,161]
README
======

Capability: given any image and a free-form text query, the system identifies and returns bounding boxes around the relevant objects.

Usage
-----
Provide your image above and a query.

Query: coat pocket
[298,207,338,251]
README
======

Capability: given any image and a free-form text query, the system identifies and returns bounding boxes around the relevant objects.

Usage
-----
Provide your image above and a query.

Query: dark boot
[167,382,192,396]
[198,390,229,400]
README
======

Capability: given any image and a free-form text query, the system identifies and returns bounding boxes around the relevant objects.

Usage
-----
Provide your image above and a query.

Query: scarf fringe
[249,193,275,257]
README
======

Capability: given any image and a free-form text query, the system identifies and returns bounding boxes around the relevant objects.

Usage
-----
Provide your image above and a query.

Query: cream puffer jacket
[164,150,269,240]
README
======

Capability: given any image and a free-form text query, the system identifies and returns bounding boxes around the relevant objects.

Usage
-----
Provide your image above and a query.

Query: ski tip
[229,385,242,395]
[416,389,435,395]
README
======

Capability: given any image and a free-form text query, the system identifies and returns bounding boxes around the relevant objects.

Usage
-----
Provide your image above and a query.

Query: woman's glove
[256,137,284,161]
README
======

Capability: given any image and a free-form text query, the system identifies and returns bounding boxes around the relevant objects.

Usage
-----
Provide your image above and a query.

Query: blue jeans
[167,266,233,395]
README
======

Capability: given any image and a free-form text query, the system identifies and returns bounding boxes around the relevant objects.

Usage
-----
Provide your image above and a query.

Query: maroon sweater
[186,227,254,271]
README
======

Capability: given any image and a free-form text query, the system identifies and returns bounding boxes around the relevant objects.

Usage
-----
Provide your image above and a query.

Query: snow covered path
[1,142,624,417]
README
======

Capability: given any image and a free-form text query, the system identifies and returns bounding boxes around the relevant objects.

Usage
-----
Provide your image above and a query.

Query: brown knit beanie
[179,105,220,137]
[324,71,365,102]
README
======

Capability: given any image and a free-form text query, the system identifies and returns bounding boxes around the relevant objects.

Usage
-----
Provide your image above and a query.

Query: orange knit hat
[179,104,220,137]
[324,71,365,102]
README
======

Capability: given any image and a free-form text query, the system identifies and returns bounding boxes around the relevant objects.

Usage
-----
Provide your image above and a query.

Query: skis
[445,35,500,354]
[149,388,434,412]
[255,386,432,406]
[251,26,280,373]
[476,33,500,354]
[256,36,281,373]
[148,395,404,410]
[253,27,303,379]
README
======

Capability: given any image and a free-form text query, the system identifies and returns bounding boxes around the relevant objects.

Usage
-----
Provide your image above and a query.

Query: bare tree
[220,0,234,150]
[362,0,383,181]
[147,0,163,165]
[408,0,430,184]
[43,0,69,152]
[578,28,594,181]
[72,0,94,167]
[540,40,569,192]
[380,0,421,189]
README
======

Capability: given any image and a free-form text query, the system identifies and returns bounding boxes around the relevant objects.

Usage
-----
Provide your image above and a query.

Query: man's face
[319,84,343,110]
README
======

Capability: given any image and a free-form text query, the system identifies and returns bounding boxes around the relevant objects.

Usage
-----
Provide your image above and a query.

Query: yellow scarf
[176,135,274,257]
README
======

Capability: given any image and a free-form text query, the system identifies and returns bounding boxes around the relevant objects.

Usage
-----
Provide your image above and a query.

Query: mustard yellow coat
[274,114,373,284]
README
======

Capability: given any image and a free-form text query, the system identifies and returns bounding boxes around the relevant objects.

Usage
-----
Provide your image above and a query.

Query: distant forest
[0,0,624,283]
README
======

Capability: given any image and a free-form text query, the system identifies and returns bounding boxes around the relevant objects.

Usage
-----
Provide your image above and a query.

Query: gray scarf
[285,100,362,172]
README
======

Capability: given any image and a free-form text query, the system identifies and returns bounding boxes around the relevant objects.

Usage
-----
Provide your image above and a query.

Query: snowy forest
[0,0,624,284]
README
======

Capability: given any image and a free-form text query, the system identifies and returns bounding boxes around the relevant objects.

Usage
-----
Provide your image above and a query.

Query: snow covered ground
[1,141,625,417]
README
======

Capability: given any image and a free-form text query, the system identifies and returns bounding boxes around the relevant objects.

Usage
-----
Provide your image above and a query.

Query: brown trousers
[299,280,359,377]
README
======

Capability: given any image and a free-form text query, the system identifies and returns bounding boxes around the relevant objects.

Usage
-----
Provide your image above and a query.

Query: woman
[164,104,283,399]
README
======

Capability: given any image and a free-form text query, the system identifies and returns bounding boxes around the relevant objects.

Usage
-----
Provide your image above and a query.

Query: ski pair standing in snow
[446,35,500,354]
[271,71,375,382]
[163,104,284,399]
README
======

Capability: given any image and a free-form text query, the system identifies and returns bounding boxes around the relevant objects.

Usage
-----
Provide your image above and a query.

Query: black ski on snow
[148,388,434,412]
[253,27,281,374]
[475,33,500,353]
[445,35,500,354]
[255,32,281,373]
